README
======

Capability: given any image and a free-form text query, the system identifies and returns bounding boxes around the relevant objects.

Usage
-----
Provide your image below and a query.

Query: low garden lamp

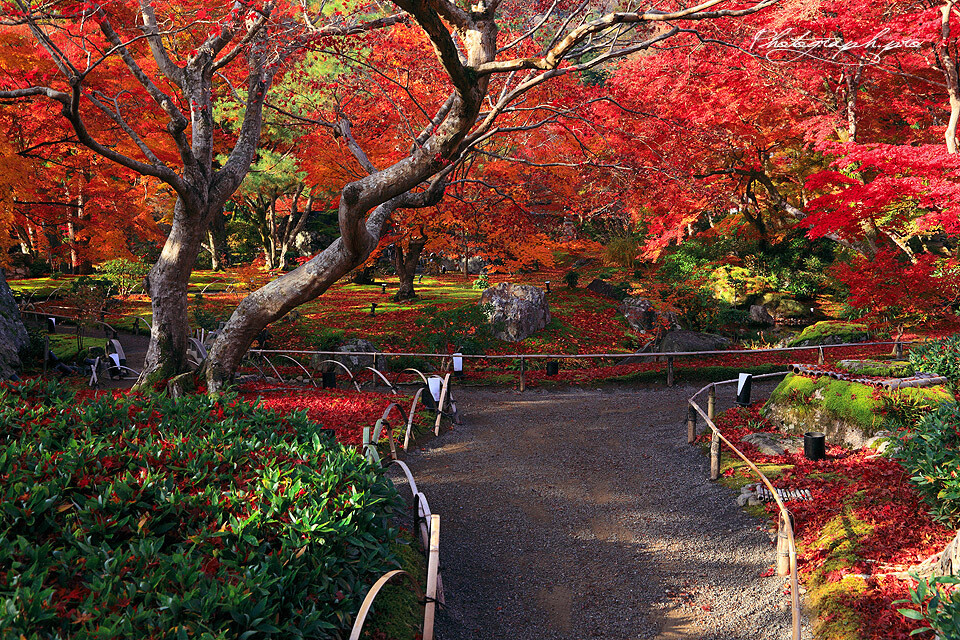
[453,352,464,379]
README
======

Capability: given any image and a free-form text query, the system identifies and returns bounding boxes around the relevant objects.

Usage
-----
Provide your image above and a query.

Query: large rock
[586,278,624,300]
[741,433,803,456]
[620,297,679,332]
[659,330,731,354]
[749,304,775,325]
[479,283,550,342]
[310,338,386,372]
[0,271,28,380]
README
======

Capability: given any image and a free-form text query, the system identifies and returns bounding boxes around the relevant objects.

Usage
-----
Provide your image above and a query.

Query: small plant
[472,272,490,290]
[94,258,150,296]
[563,270,580,289]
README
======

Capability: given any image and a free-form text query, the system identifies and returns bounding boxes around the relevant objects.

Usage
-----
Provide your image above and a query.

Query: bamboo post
[667,356,675,387]
[434,374,451,436]
[43,335,49,375]
[133,317,140,335]
[710,430,721,481]
[777,511,794,576]
[707,385,716,421]
[519,357,526,392]
[686,405,696,444]
[894,341,904,358]
[423,515,440,640]
[817,346,824,365]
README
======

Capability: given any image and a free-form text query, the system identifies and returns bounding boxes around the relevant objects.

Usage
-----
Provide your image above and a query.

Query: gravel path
[390,383,813,640]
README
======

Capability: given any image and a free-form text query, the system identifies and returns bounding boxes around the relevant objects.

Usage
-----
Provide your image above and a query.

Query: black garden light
[47,317,56,333]
[322,370,337,389]
[545,280,551,293]
[804,432,826,461]
[381,283,387,294]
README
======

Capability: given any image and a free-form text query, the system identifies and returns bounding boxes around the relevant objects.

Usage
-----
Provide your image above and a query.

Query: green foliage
[94,259,150,297]
[909,335,960,381]
[0,379,401,638]
[415,303,503,353]
[897,574,960,639]
[894,402,960,526]
[563,270,580,289]
[472,272,490,290]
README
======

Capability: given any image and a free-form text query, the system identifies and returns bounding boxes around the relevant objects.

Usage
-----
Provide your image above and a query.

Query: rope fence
[687,372,801,640]
[249,339,914,391]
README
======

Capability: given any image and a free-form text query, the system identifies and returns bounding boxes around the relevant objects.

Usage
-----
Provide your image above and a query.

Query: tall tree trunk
[207,205,229,271]
[394,235,427,301]
[941,2,960,154]
[139,196,209,387]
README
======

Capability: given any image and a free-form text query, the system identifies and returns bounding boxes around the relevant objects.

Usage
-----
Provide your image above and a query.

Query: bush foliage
[909,334,960,382]
[0,379,401,638]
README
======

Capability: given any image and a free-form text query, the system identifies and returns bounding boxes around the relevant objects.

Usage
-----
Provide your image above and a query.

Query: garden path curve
[391,384,813,640]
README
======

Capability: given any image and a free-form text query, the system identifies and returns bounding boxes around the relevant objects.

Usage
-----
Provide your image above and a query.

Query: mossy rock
[763,373,955,447]
[836,359,915,378]
[757,292,810,319]
[709,266,770,306]
[786,321,870,348]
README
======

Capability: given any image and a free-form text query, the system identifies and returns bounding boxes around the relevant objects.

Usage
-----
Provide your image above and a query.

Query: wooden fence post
[686,405,696,444]
[817,347,824,365]
[667,356,674,387]
[707,385,716,422]
[519,357,526,392]
[423,515,440,640]
[710,430,721,481]
[777,511,794,576]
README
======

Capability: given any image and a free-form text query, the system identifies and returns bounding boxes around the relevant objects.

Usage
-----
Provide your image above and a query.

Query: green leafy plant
[894,402,960,526]
[896,574,960,639]
[910,335,960,383]
[94,258,150,297]
[472,272,490,290]
[0,379,402,638]
[563,270,580,289]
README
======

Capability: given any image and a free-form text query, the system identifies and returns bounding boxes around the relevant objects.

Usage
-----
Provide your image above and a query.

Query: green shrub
[894,402,960,526]
[0,379,401,638]
[563,270,580,289]
[94,259,150,297]
[909,334,960,381]
[897,575,960,640]
[472,272,490,290]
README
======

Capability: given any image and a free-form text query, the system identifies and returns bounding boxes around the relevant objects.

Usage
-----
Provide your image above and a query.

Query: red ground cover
[703,405,956,639]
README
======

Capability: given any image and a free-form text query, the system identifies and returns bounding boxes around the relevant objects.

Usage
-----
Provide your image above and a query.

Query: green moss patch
[787,321,870,348]
[763,373,954,443]
[836,359,914,378]
[804,509,875,640]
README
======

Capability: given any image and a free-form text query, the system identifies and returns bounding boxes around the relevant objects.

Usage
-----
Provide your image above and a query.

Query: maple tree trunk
[139,197,208,387]
[394,236,426,301]
[207,206,229,271]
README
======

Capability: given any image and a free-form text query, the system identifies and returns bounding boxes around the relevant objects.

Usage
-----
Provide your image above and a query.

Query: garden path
[391,383,813,640]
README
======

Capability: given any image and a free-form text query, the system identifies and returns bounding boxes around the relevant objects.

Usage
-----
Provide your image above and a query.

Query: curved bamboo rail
[688,372,800,640]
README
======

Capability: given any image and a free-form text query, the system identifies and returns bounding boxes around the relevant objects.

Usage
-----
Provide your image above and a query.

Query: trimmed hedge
[0,379,401,638]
